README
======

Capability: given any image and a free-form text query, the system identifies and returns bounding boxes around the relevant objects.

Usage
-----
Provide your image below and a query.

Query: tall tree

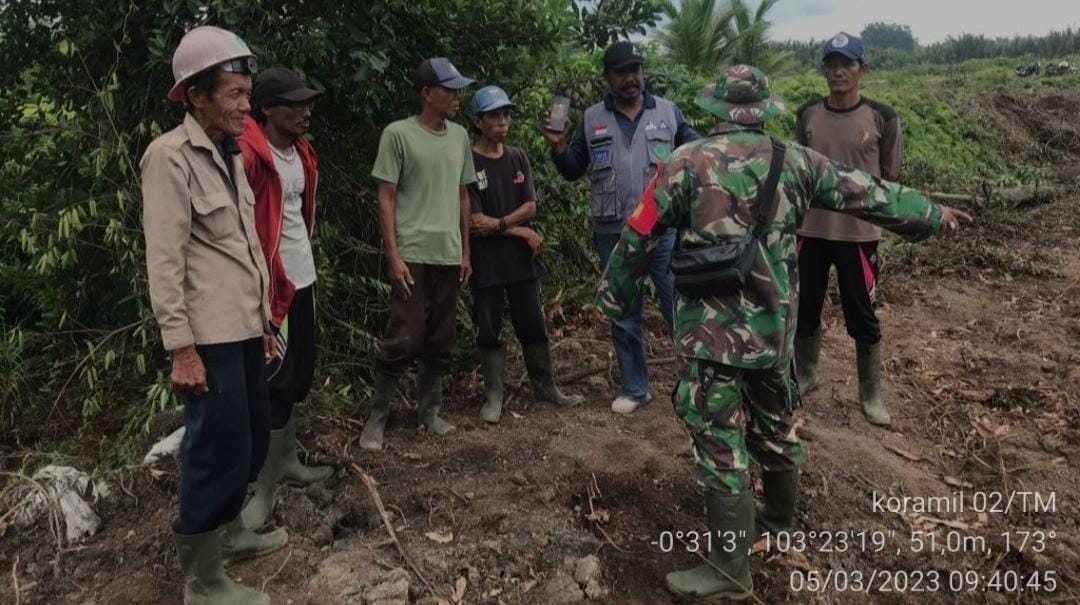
[861,22,917,52]
[573,0,667,50]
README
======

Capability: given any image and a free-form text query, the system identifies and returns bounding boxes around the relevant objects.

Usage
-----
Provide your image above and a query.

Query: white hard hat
[168,26,256,102]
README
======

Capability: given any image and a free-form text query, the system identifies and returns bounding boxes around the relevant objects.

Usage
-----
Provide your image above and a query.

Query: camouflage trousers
[673,358,803,495]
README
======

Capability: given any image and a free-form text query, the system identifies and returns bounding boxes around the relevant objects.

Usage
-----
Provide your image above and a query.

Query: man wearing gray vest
[545,41,699,415]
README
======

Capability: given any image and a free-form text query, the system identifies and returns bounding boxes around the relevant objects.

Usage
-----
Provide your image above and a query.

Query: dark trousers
[470,279,548,350]
[376,263,460,376]
[176,337,269,535]
[796,237,881,345]
[267,285,316,429]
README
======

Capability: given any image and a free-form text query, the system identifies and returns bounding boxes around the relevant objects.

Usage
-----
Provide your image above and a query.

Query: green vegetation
[0,1,1076,468]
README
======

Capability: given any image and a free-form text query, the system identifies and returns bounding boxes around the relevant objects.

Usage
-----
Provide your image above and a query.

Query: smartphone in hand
[547,96,571,132]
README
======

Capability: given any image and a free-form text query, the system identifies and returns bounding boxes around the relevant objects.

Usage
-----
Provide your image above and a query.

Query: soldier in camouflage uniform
[596,65,971,601]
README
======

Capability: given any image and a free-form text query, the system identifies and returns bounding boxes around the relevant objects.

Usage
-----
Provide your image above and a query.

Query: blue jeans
[594,229,676,401]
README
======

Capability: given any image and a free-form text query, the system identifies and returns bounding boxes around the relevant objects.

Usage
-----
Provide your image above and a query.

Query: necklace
[271,143,297,163]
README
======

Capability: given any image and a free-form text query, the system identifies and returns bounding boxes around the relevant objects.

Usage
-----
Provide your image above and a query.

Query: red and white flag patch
[627,165,663,235]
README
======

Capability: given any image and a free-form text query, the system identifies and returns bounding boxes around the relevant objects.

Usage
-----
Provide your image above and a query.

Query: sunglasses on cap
[221,56,258,76]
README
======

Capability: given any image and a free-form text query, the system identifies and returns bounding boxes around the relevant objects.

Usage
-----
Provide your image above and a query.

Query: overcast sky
[765,0,1080,43]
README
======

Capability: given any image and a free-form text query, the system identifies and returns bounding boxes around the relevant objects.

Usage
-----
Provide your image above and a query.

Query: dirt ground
[1,95,1079,605]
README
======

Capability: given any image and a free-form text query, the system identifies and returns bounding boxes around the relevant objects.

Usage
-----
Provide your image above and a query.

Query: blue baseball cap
[823,32,865,62]
[413,57,475,90]
[470,85,516,114]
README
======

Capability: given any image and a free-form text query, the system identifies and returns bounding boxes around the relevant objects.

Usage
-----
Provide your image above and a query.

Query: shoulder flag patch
[627,165,663,235]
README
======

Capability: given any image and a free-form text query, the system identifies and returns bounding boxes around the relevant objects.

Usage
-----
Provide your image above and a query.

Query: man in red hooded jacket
[237,67,333,530]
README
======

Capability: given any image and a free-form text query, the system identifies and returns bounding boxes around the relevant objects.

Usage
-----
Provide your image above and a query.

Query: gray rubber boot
[856,342,891,426]
[280,415,333,484]
[417,362,455,436]
[221,517,288,567]
[757,469,799,537]
[175,528,269,605]
[794,330,821,396]
[239,428,284,531]
[359,371,398,451]
[665,490,755,600]
[523,342,584,407]
[478,347,506,424]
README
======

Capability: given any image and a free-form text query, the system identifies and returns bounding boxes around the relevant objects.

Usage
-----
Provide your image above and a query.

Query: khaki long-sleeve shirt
[141,113,271,350]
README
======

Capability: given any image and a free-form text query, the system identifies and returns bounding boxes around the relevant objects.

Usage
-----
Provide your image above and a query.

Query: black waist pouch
[670,140,786,299]
[670,233,757,299]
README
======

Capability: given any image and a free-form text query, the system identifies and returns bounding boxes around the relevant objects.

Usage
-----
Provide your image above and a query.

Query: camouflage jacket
[595,123,943,369]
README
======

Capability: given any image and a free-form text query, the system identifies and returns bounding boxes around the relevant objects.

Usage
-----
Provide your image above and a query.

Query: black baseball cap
[413,57,475,90]
[603,41,645,71]
[252,67,321,109]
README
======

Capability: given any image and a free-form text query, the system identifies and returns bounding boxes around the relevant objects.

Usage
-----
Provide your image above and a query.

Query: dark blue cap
[823,32,865,62]
[413,57,475,90]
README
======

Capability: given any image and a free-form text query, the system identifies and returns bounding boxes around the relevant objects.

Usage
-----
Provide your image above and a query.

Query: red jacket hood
[238,116,319,327]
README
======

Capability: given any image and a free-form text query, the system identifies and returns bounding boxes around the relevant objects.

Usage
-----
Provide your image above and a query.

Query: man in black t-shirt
[468,85,583,423]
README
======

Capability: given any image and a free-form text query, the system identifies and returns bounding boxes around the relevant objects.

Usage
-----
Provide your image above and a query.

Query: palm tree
[660,0,793,75]
[658,0,739,74]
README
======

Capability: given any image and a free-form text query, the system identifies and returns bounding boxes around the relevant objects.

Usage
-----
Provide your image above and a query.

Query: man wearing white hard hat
[140,25,287,605]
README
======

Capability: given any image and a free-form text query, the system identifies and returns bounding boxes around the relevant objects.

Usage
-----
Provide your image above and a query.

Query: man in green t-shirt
[360,58,477,451]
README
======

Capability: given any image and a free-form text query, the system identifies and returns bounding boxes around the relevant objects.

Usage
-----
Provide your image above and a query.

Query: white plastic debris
[11,465,110,543]
[142,426,185,466]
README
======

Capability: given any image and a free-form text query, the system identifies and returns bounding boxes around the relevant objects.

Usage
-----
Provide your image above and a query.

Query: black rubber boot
[664,490,755,601]
[175,528,269,604]
[359,371,398,451]
[417,362,455,436]
[757,469,799,537]
[478,347,506,424]
[856,342,891,426]
[794,330,821,396]
[522,342,584,407]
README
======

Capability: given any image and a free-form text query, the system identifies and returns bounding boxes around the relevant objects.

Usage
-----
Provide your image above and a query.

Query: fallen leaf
[586,508,610,524]
[425,530,454,544]
[521,579,537,593]
[943,475,974,488]
[885,445,923,462]
[452,576,467,602]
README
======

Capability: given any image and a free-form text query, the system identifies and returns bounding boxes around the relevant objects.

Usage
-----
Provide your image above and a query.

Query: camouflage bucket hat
[694,64,787,125]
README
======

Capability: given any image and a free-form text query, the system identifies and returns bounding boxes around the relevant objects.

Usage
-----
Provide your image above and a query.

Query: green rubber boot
[665,490,755,601]
[523,342,584,407]
[175,528,269,605]
[478,347,506,424]
[239,428,284,531]
[359,371,398,451]
[757,469,799,537]
[221,517,288,566]
[280,415,333,484]
[417,362,455,436]
[856,342,891,426]
[794,331,821,396]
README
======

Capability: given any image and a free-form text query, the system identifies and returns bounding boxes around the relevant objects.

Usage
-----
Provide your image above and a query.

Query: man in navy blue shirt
[544,41,699,415]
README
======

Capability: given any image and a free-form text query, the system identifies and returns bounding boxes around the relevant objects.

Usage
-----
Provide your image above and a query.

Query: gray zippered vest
[583,97,678,233]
